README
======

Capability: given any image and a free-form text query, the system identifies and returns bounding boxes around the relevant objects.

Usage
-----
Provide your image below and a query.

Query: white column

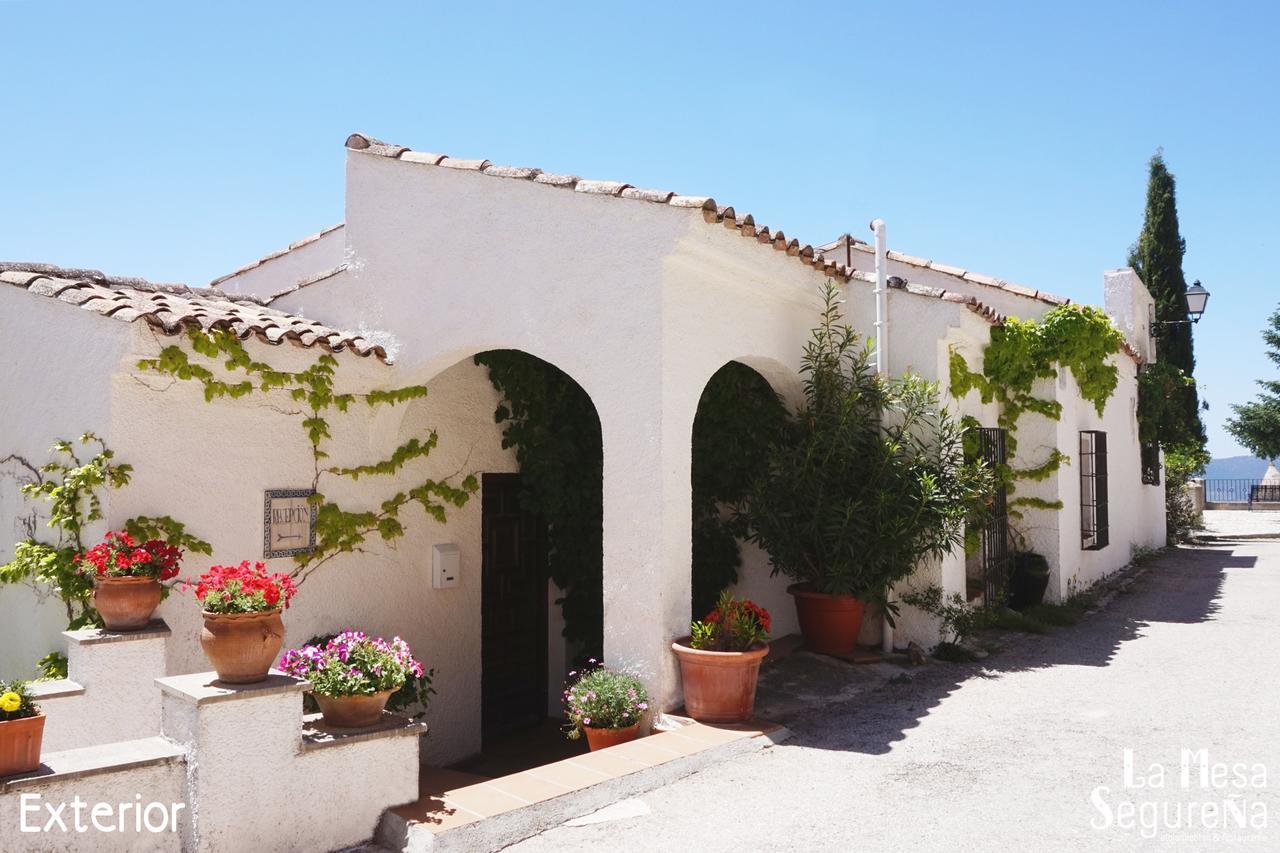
[600,405,693,714]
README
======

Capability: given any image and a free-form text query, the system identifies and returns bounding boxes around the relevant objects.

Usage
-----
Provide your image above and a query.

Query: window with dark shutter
[1141,442,1161,486]
[1080,430,1109,550]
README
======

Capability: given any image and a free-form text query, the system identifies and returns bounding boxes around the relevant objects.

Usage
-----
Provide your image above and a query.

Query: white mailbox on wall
[432,543,460,589]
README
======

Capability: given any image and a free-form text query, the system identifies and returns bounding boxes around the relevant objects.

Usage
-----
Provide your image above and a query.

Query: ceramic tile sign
[264,489,317,558]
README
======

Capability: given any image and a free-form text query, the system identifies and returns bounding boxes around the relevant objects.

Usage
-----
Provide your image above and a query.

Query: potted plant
[281,631,424,727]
[671,592,770,723]
[562,662,650,751]
[193,561,297,683]
[0,680,44,777]
[1008,551,1051,610]
[76,531,182,630]
[743,282,993,654]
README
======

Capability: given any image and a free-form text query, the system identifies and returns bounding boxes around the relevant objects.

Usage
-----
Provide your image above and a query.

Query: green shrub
[743,282,993,616]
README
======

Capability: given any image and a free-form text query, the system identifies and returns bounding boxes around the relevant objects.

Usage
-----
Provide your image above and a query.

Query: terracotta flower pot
[671,639,769,723]
[789,583,866,655]
[583,721,642,751]
[93,576,163,631]
[200,609,285,684]
[314,690,394,728]
[0,714,45,777]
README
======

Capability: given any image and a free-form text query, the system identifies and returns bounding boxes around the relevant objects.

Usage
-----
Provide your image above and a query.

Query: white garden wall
[0,288,130,677]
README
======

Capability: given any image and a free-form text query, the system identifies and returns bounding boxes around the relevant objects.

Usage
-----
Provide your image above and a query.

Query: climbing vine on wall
[691,362,789,617]
[949,304,1126,515]
[139,329,477,582]
[0,433,211,644]
[473,350,604,657]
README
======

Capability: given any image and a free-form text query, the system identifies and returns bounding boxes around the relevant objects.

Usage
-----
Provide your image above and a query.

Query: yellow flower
[0,692,20,713]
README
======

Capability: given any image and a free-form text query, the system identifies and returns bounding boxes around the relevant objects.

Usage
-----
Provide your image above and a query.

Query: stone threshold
[0,736,185,793]
[378,718,789,852]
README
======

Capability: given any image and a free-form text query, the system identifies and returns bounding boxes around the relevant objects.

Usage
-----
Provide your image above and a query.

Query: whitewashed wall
[106,326,515,765]
[0,288,131,677]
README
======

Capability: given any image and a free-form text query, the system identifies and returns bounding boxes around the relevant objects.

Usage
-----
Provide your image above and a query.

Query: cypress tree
[1129,152,1206,449]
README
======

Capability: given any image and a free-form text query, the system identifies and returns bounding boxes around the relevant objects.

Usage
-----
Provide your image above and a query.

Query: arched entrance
[689,361,790,618]
[472,349,604,744]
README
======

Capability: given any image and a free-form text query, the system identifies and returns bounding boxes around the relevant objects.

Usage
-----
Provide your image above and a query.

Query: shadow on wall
[753,544,1251,757]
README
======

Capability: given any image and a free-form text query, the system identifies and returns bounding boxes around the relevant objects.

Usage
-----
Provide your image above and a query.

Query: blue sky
[3,1,1276,458]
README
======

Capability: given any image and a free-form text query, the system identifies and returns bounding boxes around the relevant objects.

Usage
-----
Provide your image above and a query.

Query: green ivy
[0,433,212,631]
[690,362,789,617]
[139,329,476,582]
[949,304,1125,516]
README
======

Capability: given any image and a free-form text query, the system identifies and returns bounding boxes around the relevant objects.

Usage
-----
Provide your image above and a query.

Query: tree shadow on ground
[754,544,1257,757]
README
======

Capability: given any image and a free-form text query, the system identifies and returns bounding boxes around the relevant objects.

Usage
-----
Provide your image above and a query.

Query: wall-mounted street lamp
[1151,280,1210,337]
[1184,280,1210,323]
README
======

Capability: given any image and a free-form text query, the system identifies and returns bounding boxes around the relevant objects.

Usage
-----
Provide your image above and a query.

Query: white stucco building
[0,132,1165,765]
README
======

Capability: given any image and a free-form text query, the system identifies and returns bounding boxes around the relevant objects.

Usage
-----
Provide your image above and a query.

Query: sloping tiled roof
[342,133,1082,338]
[816,238,1071,307]
[0,263,388,361]
[208,223,345,289]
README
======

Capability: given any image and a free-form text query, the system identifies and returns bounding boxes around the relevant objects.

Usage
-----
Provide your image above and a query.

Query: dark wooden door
[481,473,548,743]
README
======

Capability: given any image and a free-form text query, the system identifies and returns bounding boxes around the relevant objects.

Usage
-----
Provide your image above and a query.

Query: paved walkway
[1199,509,1280,539]
[509,544,1280,852]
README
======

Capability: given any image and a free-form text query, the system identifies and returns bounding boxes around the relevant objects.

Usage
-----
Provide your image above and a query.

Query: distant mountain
[1205,455,1271,480]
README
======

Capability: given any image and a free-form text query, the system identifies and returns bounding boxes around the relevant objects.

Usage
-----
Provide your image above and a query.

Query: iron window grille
[1140,442,1161,486]
[1080,430,1110,550]
[976,427,1013,604]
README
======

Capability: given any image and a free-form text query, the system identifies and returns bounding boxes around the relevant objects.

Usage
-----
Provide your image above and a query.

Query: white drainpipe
[870,218,894,653]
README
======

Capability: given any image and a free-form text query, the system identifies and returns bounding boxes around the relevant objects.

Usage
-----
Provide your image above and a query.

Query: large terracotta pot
[583,721,642,751]
[0,714,45,777]
[789,583,866,655]
[93,576,163,631]
[672,639,769,723]
[200,609,284,684]
[314,690,394,728]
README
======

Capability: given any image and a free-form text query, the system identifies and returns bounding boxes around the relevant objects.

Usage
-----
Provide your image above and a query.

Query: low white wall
[34,627,167,752]
[0,757,185,852]
[159,672,420,853]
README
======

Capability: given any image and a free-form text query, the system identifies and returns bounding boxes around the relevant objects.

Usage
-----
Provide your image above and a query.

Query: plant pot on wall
[1008,553,1051,611]
[788,584,866,655]
[314,690,394,728]
[93,576,163,631]
[672,639,768,723]
[0,714,45,777]
[583,721,642,751]
[200,610,285,684]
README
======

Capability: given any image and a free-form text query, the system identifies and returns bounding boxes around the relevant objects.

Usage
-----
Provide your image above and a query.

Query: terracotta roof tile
[574,180,631,196]
[438,157,490,171]
[620,187,675,203]
[1,264,388,362]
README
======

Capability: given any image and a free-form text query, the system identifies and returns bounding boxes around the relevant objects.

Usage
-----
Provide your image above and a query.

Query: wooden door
[481,473,548,742]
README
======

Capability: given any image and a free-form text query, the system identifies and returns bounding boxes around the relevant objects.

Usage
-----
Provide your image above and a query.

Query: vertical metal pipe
[870,218,893,652]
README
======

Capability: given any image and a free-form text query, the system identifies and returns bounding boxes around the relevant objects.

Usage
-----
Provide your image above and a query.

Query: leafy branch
[950,304,1126,512]
[138,329,476,581]
[0,434,211,632]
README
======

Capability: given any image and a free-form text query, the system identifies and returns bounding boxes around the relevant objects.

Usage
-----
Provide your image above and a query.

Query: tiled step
[376,719,788,853]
